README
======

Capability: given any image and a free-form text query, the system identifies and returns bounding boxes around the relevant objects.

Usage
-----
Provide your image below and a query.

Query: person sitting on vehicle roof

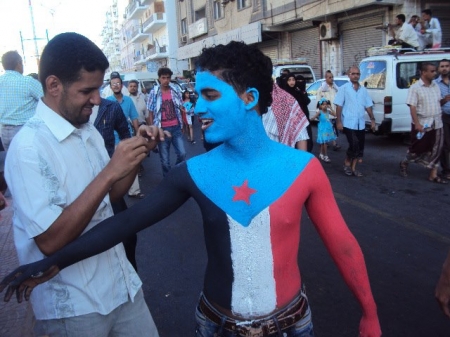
[388,14,419,50]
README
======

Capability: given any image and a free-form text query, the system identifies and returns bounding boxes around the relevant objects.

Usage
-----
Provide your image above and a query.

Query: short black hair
[396,14,406,23]
[439,59,450,66]
[195,41,273,114]
[422,9,432,16]
[1,51,22,71]
[39,32,109,93]
[158,67,173,78]
[421,62,436,71]
[128,79,139,85]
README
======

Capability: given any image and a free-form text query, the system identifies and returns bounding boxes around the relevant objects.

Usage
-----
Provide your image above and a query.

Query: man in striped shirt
[0,51,43,151]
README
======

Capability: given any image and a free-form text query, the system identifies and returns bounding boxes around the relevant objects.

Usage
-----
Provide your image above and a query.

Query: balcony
[142,13,166,34]
[129,25,152,44]
[125,1,148,21]
[134,51,148,66]
[188,18,208,38]
[144,45,168,61]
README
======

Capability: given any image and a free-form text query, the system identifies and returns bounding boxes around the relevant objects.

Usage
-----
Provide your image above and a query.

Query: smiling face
[110,78,122,94]
[56,69,103,128]
[194,71,252,144]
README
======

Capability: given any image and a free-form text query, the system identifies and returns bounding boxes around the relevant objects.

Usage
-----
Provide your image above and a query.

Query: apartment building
[102,0,188,78]
[176,0,449,79]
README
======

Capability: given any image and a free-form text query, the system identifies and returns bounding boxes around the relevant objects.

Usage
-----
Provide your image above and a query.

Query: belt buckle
[245,324,264,337]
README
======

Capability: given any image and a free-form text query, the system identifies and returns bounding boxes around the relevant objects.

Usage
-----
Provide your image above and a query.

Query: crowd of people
[0,28,449,337]
[388,9,442,51]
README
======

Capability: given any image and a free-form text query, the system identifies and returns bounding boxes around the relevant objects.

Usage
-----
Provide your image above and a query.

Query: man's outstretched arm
[436,249,450,318]
[0,165,191,302]
[304,159,381,337]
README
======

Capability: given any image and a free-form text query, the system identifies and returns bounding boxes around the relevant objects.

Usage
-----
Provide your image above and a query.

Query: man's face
[438,61,450,77]
[395,18,402,26]
[159,74,171,88]
[325,73,334,85]
[110,78,122,94]
[128,82,138,95]
[422,13,430,21]
[57,69,103,128]
[422,65,437,82]
[348,67,361,84]
[194,71,249,144]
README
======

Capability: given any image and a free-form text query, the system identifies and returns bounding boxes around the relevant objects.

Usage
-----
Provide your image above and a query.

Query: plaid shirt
[93,98,131,157]
[406,79,442,129]
[147,84,183,127]
[0,70,43,125]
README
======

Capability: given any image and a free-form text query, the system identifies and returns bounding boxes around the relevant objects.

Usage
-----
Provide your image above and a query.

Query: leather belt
[198,295,308,337]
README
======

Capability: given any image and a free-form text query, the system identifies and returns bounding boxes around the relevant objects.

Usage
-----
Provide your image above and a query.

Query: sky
[0,0,111,73]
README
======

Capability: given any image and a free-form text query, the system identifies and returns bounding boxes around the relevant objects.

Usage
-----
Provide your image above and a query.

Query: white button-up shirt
[5,100,142,320]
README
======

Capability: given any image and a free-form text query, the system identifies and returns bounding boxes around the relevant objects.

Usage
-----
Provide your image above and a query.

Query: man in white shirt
[388,14,419,50]
[419,9,442,50]
[4,32,161,337]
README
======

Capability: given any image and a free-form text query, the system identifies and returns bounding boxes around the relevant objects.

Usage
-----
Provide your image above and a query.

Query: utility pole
[28,0,40,65]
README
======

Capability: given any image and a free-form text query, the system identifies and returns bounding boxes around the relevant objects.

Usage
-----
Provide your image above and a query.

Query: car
[359,48,450,135]
[306,77,350,118]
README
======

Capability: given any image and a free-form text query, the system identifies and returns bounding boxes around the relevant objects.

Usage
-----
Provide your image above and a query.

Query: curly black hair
[195,41,273,114]
[39,32,109,93]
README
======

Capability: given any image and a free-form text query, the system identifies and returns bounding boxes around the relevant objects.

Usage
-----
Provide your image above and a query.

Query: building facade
[176,0,449,79]
[101,0,188,78]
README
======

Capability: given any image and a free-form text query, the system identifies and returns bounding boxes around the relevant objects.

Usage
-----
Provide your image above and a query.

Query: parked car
[306,76,350,117]
[359,47,450,135]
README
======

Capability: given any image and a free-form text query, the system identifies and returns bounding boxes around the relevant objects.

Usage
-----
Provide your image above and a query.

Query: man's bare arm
[35,137,150,256]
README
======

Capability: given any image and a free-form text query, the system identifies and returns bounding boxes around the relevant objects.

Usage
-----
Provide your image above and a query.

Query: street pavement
[0,196,35,337]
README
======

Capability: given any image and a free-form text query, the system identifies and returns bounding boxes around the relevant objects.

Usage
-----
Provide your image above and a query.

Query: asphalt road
[127,122,450,337]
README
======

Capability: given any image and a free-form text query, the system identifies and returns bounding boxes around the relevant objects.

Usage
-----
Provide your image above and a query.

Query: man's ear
[242,88,259,111]
[45,75,62,97]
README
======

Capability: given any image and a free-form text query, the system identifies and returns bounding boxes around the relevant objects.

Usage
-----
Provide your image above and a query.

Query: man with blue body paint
[0,42,381,337]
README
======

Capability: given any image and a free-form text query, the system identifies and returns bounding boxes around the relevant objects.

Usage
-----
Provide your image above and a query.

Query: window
[360,61,386,89]
[181,18,187,35]
[195,7,206,21]
[237,0,248,10]
[396,61,438,89]
[213,1,223,20]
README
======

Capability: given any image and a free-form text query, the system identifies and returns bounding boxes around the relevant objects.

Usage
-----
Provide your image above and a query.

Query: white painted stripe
[228,207,276,316]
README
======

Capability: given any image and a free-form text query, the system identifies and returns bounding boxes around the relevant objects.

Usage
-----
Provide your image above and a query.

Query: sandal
[428,177,448,184]
[322,156,331,163]
[343,165,353,176]
[399,161,408,177]
[352,170,363,177]
[128,193,145,199]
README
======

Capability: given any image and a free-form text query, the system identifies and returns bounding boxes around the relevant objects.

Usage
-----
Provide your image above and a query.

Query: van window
[396,61,439,89]
[360,61,386,89]
[274,67,315,85]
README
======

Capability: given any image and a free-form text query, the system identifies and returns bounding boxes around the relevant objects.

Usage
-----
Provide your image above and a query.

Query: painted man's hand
[359,313,382,337]
[0,262,59,303]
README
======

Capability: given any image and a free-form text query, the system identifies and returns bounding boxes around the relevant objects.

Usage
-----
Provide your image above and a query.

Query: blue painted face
[194,71,259,144]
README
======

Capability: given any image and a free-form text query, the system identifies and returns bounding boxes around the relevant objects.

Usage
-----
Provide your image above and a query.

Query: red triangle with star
[232,180,257,205]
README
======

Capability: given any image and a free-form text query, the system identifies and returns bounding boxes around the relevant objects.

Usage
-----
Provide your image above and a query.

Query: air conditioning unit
[181,36,187,43]
[319,22,338,40]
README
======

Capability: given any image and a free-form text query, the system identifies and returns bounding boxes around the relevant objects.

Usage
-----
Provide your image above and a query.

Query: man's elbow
[35,234,59,256]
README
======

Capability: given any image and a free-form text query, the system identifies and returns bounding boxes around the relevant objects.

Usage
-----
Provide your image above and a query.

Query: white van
[359,48,450,135]
[272,59,316,87]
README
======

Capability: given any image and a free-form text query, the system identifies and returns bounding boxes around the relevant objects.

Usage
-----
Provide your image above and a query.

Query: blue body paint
[188,71,314,226]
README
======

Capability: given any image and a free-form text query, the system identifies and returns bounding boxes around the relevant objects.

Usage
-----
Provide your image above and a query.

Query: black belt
[198,295,308,337]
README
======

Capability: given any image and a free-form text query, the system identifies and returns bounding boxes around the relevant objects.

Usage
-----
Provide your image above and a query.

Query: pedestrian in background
[0,51,43,151]
[311,98,337,163]
[335,66,375,177]
[437,59,450,180]
[316,70,341,150]
[399,62,446,183]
